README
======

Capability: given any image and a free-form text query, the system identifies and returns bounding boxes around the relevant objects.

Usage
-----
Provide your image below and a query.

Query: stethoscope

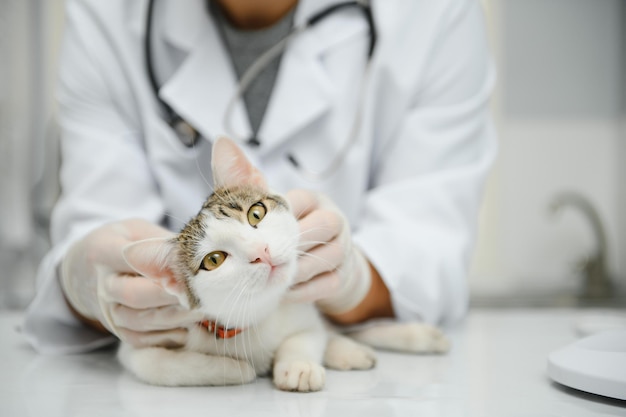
[145,0,376,181]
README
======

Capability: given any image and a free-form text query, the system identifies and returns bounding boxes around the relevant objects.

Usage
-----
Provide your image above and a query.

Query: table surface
[1,309,625,417]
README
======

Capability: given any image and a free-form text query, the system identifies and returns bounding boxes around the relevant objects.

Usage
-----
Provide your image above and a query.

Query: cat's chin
[197,289,286,328]
[193,266,295,326]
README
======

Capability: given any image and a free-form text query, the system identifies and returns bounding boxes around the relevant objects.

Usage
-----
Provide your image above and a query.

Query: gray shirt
[210,2,296,139]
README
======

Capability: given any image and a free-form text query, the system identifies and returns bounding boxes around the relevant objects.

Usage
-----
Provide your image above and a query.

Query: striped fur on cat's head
[124,138,299,327]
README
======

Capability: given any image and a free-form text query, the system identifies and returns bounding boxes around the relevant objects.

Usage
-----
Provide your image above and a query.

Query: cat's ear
[211,137,267,190]
[122,238,190,309]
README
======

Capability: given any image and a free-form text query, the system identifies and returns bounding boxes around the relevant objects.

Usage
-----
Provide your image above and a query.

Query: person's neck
[214,0,298,30]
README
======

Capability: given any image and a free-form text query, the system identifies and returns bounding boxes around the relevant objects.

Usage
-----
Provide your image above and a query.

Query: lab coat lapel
[140,0,369,153]
[157,5,251,144]
[255,34,332,154]
[256,0,370,154]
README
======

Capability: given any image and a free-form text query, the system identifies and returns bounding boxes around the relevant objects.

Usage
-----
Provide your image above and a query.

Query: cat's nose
[250,244,272,265]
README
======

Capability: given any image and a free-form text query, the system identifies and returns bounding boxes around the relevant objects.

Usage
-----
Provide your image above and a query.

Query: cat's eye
[247,202,267,227]
[201,251,228,271]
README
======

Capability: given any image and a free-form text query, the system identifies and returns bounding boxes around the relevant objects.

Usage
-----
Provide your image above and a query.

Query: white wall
[471,0,626,298]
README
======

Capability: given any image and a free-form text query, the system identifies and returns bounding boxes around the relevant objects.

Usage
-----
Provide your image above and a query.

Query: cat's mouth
[245,255,295,290]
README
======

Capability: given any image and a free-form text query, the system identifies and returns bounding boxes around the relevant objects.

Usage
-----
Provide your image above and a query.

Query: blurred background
[472,0,626,308]
[0,0,624,310]
[0,0,64,308]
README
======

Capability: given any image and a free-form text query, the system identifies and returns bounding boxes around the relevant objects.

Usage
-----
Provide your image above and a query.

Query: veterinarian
[24,0,496,354]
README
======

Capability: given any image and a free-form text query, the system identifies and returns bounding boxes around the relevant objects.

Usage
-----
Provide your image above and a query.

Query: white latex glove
[60,219,200,348]
[285,190,372,314]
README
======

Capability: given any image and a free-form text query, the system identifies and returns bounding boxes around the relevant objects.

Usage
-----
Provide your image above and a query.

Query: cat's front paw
[273,360,326,392]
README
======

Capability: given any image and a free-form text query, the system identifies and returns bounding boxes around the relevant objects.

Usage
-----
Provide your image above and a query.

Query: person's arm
[351,0,496,325]
[325,263,394,325]
[285,190,394,324]
[286,1,496,326]
[23,0,184,353]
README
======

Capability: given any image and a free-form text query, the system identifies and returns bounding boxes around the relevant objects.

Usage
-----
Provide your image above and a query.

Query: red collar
[199,320,243,339]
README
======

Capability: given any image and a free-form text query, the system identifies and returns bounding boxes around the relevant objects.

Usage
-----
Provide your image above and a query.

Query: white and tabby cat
[119,138,448,391]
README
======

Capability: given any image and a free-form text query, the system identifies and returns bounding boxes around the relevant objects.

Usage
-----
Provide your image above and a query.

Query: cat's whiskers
[271,239,298,265]
[207,279,243,338]
[161,212,189,227]
[235,283,255,382]
[190,140,215,193]
[154,141,211,229]
[296,240,332,248]
[219,279,248,331]
[211,279,249,384]
[242,290,257,375]
[250,296,271,358]
[295,250,340,271]
[297,225,336,235]
[291,199,318,220]
[294,226,338,237]
[224,279,249,340]
[296,240,340,258]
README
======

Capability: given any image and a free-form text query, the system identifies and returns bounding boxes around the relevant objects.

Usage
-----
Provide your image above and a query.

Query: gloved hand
[60,219,200,348]
[285,189,372,315]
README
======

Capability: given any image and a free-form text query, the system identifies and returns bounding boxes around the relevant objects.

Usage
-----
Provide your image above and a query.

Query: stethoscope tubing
[145,0,376,180]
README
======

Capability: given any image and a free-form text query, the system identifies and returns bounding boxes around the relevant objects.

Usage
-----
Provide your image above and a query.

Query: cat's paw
[348,322,450,354]
[118,346,257,386]
[391,323,450,353]
[324,334,376,371]
[273,360,326,392]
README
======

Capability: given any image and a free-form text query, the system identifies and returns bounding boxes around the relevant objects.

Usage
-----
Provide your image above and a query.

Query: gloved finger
[116,327,189,349]
[94,220,174,273]
[110,304,203,332]
[286,189,319,219]
[121,218,174,241]
[103,274,179,308]
[294,240,345,283]
[284,271,340,304]
[297,209,343,253]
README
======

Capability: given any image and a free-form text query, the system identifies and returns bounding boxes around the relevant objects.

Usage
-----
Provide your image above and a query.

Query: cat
[118,137,449,391]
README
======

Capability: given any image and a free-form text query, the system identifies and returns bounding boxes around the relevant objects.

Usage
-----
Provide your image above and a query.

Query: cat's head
[124,138,299,327]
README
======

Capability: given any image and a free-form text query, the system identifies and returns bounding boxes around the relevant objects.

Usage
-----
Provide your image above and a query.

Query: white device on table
[547,327,626,401]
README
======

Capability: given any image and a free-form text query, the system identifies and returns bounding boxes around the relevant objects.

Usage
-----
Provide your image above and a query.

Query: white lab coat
[24,0,496,354]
